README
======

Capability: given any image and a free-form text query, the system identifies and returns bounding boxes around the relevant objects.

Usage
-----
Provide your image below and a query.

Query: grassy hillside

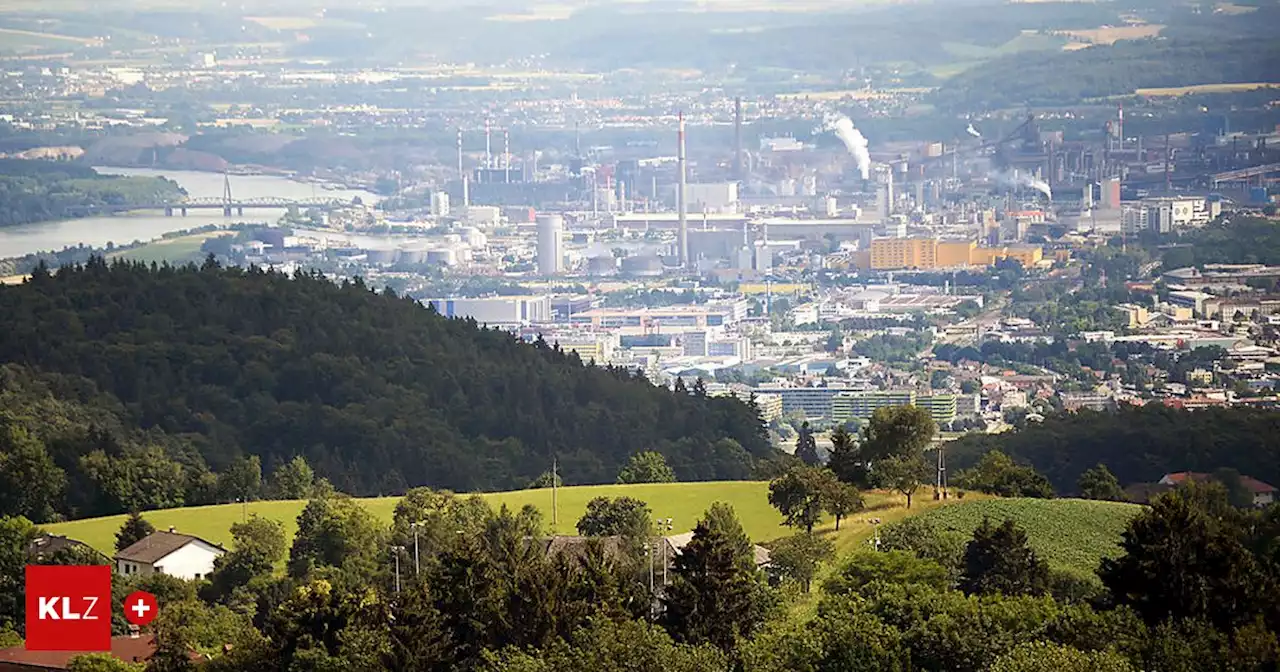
[45,481,943,557]
[45,482,783,555]
[911,498,1141,576]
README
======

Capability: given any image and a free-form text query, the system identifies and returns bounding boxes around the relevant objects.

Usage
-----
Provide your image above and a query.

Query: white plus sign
[131,599,151,619]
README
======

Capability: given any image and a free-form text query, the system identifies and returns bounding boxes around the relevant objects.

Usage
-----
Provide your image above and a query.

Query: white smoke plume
[966,123,981,138]
[994,169,1053,201]
[825,114,871,180]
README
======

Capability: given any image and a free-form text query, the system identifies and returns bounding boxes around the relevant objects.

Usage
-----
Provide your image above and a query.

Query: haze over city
[0,0,1277,668]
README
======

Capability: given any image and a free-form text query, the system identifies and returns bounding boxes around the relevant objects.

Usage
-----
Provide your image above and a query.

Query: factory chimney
[485,118,492,171]
[456,127,464,179]
[734,97,743,181]
[677,111,689,269]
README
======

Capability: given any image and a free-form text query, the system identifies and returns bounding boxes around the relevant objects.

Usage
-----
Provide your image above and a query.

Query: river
[0,168,382,259]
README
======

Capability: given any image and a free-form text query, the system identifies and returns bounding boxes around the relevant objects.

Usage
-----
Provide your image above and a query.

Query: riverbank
[0,167,380,259]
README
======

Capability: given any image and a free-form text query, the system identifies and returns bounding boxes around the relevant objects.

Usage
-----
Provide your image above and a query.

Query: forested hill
[947,404,1280,494]
[0,258,772,517]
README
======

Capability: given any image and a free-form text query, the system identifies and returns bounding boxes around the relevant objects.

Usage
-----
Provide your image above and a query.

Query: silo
[536,213,564,275]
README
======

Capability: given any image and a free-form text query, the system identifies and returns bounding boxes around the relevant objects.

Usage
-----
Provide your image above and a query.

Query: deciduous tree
[768,533,835,593]
[616,452,676,484]
[1076,464,1124,501]
[875,454,932,509]
[768,467,837,534]
[576,497,652,541]
[821,481,863,531]
[271,456,315,500]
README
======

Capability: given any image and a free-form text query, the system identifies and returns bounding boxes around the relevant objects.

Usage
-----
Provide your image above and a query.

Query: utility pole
[391,546,404,593]
[411,522,422,575]
[551,457,559,532]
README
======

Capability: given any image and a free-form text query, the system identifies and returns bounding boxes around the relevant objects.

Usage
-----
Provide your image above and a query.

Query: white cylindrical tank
[457,226,487,248]
[398,242,428,265]
[427,248,458,266]
[366,247,398,265]
[536,213,565,275]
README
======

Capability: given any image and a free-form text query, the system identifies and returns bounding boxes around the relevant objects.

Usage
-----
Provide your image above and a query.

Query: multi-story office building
[830,390,957,425]
[831,390,916,423]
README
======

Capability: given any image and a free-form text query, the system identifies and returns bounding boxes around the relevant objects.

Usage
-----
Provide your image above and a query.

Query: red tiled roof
[1163,472,1276,493]
[0,635,157,670]
[1241,476,1278,494]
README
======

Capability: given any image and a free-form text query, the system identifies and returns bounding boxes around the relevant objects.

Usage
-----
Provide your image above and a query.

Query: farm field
[910,498,1141,577]
[1137,82,1280,96]
[108,232,230,265]
[1060,23,1164,45]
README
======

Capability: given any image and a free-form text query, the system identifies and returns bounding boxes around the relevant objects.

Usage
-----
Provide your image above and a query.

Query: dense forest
[934,36,1280,111]
[0,258,773,521]
[948,404,1280,493]
[0,160,184,228]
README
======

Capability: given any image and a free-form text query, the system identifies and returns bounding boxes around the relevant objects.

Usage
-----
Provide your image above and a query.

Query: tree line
[948,404,1280,494]
[5,476,1277,670]
[0,258,773,522]
[0,160,184,228]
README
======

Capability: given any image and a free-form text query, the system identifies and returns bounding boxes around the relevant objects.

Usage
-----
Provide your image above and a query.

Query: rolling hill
[0,260,774,523]
[910,497,1141,577]
[45,482,825,555]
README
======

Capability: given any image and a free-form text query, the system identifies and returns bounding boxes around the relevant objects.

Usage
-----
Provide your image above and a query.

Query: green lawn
[46,482,803,555]
[910,498,1141,576]
[109,233,229,265]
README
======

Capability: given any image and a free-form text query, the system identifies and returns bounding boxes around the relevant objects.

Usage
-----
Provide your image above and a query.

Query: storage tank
[365,247,398,265]
[398,242,429,265]
[620,254,663,277]
[457,226,487,248]
[427,248,458,266]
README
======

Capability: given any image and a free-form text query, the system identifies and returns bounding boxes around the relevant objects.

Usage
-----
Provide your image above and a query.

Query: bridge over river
[66,195,353,217]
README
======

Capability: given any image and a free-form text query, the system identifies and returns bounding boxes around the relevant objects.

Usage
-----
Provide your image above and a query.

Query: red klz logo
[25,565,112,651]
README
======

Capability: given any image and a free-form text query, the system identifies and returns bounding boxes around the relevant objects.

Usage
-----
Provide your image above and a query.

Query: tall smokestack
[677,111,689,269]
[456,127,464,178]
[504,129,510,184]
[485,118,492,170]
[734,97,743,181]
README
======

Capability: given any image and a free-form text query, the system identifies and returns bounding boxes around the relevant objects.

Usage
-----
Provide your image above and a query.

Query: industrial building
[425,296,552,325]
[855,238,1043,271]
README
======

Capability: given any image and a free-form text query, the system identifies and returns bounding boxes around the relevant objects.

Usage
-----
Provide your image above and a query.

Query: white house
[115,529,226,581]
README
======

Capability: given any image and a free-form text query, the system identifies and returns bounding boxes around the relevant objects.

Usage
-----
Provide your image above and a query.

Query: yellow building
[868,238,937,270]
[978,245,1043,268]
[937,241,977,267]
[860,238,1042,271]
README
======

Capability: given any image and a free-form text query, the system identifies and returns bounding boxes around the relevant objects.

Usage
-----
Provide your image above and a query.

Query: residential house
[25,534,107,564]
[0,634,161,671]
[115,528,225,580]
[1158,472,1278,507]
